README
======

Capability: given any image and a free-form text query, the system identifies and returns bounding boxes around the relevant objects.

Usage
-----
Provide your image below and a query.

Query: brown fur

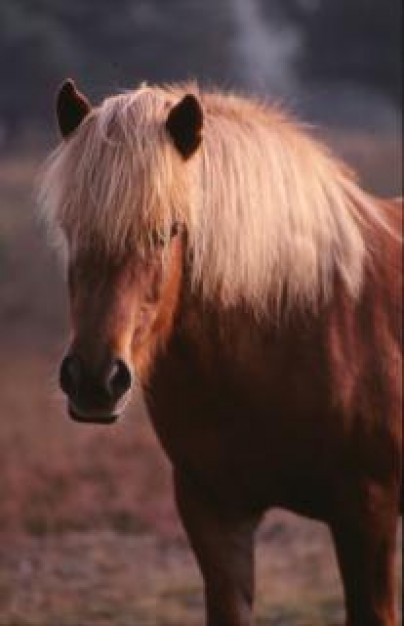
[40,82,402,626]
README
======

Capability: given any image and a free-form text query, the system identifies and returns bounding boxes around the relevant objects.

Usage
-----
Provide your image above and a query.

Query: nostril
[59,355,81,398]
[106,358,131,401]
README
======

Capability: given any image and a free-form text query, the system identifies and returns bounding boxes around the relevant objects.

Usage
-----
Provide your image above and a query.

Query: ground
[0,135,402,625]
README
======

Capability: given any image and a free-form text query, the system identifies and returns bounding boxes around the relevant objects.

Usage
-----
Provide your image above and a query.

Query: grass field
[0,133,402,625]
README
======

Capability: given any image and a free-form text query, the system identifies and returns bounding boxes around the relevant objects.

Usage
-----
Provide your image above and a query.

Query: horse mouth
[68,404,119,425]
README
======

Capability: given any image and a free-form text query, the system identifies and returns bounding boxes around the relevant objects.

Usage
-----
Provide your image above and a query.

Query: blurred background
[0,1,401,625]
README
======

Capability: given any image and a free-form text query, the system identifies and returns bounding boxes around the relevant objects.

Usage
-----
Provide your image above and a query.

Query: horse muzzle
[59,353,132,425]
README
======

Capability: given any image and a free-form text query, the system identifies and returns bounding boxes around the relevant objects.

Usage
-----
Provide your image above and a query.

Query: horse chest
[147,348,336,510]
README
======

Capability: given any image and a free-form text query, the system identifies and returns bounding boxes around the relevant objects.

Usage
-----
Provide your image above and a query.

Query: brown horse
[39,79,402,626]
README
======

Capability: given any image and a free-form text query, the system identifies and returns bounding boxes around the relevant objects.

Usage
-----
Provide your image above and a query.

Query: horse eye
[151,229,165,247]
[151,222,181,247]
[170,222,180,237]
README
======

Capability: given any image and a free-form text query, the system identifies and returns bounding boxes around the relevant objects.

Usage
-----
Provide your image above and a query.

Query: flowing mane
[39,82,393,314]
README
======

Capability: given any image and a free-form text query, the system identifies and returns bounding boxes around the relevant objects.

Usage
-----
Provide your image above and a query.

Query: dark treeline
[262,0,401,103]
[0,0,401,142]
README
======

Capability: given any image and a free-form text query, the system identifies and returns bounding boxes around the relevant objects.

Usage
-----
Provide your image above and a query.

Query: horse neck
[173,283,324,389]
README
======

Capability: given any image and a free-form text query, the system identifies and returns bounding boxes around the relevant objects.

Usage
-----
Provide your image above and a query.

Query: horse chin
[68,404,120,425]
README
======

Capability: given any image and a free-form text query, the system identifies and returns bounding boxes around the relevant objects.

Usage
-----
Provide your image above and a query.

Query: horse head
[54,80,202,423]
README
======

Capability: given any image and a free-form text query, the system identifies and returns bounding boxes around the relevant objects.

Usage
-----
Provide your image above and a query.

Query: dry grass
[0,516,400,625]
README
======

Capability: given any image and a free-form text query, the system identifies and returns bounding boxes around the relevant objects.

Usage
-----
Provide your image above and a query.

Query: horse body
[150,197,401,510]
[40,80,402,625]
[150,203,402,626]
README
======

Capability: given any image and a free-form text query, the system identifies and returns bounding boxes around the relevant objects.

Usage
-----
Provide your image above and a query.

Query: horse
[39,79,402,626]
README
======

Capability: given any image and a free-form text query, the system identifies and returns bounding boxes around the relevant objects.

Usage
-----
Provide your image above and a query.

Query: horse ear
[166,94,203,158]
[56,79,91,138]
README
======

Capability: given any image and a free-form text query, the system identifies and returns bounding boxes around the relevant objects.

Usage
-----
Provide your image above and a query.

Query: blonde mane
[39,82,389,315]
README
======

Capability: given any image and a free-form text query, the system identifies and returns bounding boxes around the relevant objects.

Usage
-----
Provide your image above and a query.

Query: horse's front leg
[174,470,260,626]
[330,480,399,626]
